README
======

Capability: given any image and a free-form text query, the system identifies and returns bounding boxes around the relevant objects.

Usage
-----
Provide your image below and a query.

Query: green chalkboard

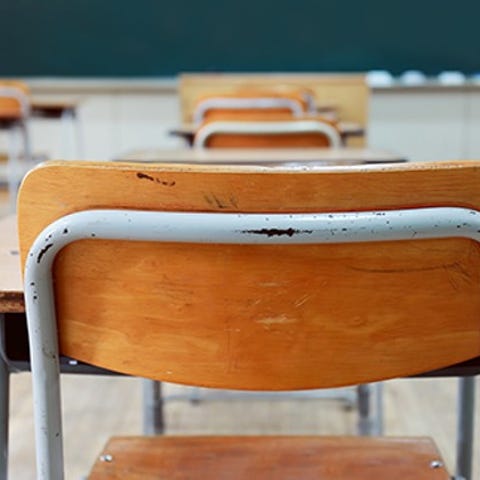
[1,0,479,76]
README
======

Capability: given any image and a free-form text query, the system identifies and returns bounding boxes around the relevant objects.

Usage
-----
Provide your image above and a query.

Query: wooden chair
[18,159,480,479]
[179,73,368,147]
[229,85,319,115]
[0,80,32,210]
[194,118,342,149]
[192,90,310,126]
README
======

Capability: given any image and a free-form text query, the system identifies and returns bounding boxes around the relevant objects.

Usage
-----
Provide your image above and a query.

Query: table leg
[456,376,476,480]
[142,380,164,435]
[0,314,10,480]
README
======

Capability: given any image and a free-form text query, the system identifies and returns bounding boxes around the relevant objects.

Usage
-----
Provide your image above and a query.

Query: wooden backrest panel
[196,118,339,148]
[179,73,368,147]
[0,80,29,118]
[17,160,480,390]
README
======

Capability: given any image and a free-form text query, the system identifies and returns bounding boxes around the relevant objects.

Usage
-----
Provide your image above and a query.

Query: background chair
[192,91,309,126]
[18,160,480,479]
[0,81,32,211]
[194,118,342,149]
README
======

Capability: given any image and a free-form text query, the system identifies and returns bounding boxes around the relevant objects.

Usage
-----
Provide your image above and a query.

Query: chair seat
[88,435,449,479]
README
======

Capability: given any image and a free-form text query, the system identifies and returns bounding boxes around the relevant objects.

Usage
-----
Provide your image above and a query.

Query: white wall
[7,81,480,164]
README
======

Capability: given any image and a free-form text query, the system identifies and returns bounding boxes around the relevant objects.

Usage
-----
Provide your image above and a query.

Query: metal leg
[61,109,83,159]
[18,120,32,164]
[73,111,84,159]
[357,384,372,435]
[374,382,384,435]
[0,314,10,480]
[7,126,19,213]
[356,383,383,436]
[142,380,164,435]
[456,376,476,480]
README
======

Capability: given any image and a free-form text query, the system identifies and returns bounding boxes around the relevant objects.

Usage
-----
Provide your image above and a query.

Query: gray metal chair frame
[0,86,32,212]
[24,207,478,480]
[193,119,342,149]
[192,96,305,126]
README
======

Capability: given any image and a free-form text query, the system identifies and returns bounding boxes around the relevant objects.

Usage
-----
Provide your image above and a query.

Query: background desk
[117,147,398,165]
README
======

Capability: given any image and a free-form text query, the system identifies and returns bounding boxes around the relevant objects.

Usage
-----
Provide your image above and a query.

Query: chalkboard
[1,0,479,76]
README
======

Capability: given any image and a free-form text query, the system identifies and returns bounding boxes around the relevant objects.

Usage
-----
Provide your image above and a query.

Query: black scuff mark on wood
[242,228,313,237]
[37,244,53,264]
[136,172,175,186]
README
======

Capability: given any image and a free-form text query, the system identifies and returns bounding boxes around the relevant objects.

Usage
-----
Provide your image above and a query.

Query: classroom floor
[2,187,479,480]
[8,375,480,479]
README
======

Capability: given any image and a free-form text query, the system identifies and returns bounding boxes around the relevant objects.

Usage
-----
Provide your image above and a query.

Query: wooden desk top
[0,215,23,313]
[117,148,405,166]
[31,97,79,119]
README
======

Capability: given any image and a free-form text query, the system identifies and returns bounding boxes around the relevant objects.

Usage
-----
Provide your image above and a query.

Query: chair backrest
[179,73,369,147]
[192,91,309,126]
[0,80,30,119]
[193,119,342,149]
[18,160,480,391]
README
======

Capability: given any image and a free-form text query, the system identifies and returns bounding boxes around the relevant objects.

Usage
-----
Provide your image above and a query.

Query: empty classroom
[1,2,480,480]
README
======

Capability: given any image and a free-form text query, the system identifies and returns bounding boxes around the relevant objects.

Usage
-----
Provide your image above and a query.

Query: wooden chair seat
[89,435,449,479]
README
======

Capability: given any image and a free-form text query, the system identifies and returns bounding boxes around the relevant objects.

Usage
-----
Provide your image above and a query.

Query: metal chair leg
[357,383,383,436]
[456,376,475,480]
[7,126,19,213]
[142,380,164,435]
[0,314,10,480]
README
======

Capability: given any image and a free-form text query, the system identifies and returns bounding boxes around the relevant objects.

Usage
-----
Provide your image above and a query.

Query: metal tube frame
[192,97,305,126]
[25,206,480,479]
[193,119,342,149]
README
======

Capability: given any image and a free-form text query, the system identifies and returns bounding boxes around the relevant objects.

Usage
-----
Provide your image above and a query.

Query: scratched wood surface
[179,74,368,147]
[88,435,448,479]
[17,160,480,389]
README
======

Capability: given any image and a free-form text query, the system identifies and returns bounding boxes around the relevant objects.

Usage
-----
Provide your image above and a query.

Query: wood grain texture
[17,160,480,389]
[0,215,23,312]
[179,74,369,146]
[88,436,449,479]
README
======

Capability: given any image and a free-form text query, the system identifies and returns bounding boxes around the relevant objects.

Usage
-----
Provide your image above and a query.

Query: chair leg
[356,383,383,436]
[455,376,476,480]
[0,314,10,480]
[142,380,164,435]
[7,127,19,213]
[18,120,32,164]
